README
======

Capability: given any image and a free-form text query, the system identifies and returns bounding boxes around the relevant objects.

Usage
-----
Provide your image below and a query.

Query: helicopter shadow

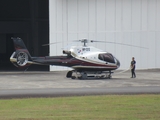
[69,76,134,81]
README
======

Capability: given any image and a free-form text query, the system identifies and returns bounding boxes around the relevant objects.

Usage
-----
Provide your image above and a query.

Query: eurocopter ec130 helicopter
[10,37,120,79]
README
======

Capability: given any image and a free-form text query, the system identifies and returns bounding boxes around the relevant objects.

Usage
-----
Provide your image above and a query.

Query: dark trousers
[131,68,136,78]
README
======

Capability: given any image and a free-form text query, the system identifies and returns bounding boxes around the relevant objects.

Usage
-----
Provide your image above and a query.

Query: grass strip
[0,94,160,120]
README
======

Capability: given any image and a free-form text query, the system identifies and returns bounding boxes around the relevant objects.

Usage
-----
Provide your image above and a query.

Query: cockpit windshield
[98,53,115,63]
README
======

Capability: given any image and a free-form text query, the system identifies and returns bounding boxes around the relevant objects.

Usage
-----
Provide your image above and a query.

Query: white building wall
[49,0,160,71]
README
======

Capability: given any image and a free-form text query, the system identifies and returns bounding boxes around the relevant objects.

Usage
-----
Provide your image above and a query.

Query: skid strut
[66,70,113,79]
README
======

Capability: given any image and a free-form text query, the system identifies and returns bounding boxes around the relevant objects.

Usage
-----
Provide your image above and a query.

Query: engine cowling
[63,50,71,55]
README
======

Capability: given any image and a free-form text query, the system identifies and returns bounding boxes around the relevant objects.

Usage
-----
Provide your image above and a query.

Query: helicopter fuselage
[23,46,120,72]
[10,38,120,79]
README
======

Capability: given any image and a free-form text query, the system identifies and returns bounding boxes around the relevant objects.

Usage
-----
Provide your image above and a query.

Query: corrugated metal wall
[49,0,160,71]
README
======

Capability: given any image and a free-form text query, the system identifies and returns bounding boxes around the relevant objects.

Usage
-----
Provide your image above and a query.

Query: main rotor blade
[91,40,148,49]
[61,42,75,50]
[105,41,148,49]
[73,39,88,42]
[42,41,62,46]
[72,40,81,42]
[90,40,105,43]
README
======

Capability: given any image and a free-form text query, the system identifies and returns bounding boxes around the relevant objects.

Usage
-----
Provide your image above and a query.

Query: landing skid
[66,70,113,79]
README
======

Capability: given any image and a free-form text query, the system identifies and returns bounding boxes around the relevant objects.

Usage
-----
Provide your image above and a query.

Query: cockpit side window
[98,54,104,61]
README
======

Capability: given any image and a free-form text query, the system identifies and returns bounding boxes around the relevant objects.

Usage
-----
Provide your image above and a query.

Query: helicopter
[10,37,120,79]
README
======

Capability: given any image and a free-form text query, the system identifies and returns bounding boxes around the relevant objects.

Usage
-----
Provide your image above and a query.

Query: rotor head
[79,38,89,46]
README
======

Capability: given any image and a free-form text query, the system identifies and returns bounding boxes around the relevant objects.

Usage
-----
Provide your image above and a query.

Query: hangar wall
[49,0,160,71]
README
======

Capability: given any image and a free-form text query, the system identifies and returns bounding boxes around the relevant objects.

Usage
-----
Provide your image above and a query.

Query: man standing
[131,57,136,78]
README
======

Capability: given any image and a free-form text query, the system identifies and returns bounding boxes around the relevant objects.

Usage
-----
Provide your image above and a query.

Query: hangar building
[50,0,160,71]
[0,0,160,71]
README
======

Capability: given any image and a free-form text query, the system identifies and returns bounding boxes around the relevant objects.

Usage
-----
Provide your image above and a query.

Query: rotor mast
[81,38,88,46]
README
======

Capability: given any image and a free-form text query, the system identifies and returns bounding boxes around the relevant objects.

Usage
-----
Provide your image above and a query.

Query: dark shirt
[131,60,136,69]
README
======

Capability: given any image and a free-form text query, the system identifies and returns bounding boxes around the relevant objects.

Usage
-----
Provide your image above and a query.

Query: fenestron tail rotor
[10,38,33,68]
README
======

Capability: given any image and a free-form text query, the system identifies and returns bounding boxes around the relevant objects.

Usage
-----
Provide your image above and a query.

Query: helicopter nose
[115,58,120,68]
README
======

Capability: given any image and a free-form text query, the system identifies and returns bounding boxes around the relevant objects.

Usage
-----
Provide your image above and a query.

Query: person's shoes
[131,77,133,78]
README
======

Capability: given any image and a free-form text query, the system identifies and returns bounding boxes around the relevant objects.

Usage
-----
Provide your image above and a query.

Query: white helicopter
[10,38,120,79]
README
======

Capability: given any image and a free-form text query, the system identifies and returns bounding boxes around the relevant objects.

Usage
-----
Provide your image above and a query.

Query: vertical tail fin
[10,37,32,67]
[12,37,28,50]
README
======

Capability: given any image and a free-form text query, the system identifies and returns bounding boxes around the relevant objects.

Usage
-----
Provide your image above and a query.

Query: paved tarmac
[0,69,160,98]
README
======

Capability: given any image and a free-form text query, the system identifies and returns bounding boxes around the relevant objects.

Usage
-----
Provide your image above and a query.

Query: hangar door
[0,0,49,71]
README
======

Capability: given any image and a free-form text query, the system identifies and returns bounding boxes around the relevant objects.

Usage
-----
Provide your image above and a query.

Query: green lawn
[0,95,160,120]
